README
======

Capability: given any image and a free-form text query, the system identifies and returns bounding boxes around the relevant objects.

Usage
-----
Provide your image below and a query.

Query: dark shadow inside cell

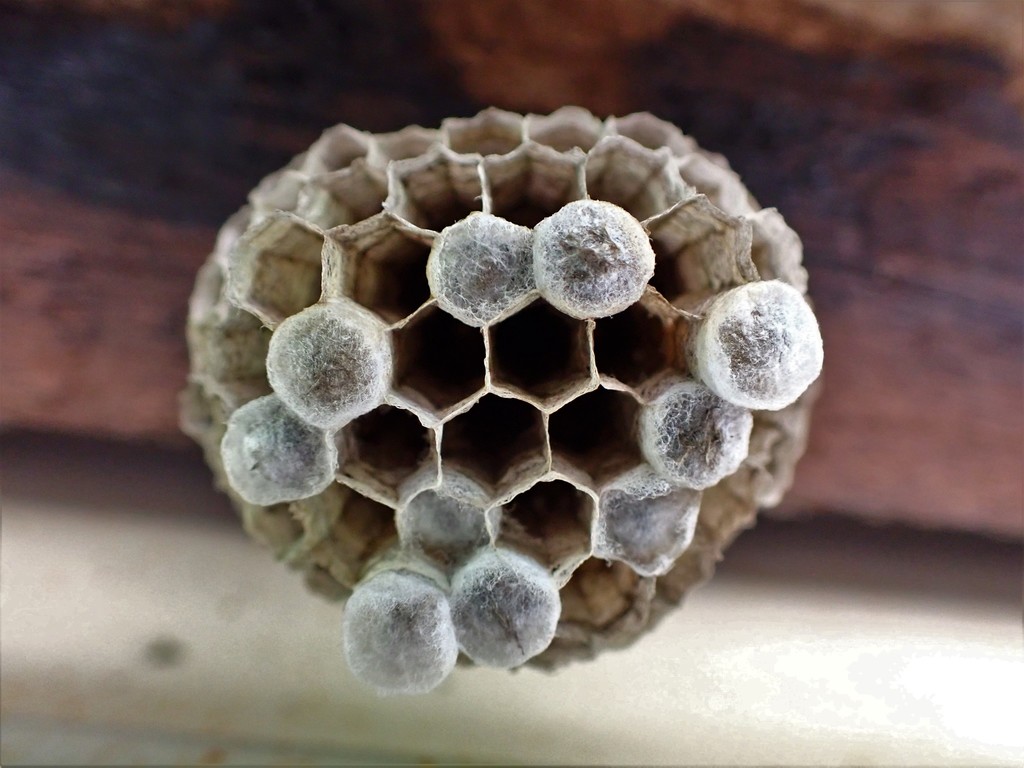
[488,301,590,402]
[441,395,546,487]
[350,231,431,322]
[548,388,642,483]
[594,303,674,387]
[393,308,486,413]
[498,480,593,571]
[340,405,433,491]
[649,237,689,301]
[494,201,564,229]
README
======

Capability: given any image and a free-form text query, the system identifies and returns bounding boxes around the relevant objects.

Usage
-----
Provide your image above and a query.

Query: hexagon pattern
[183,108,819,676]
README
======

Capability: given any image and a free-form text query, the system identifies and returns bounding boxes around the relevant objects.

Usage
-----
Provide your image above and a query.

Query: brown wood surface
[1,0,1021,537]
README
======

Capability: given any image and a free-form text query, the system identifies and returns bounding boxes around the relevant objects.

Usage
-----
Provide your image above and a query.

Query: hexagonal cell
[557,557,654,631]
[496,479,593,578]
[299,123,372,175]
[548,387,643,485]
[585,135,690,221]
[337,405,437,505]
[525,106,604,153]
[187,261,271,391]
[644,196,758,298]
[609,112,697,157]
[443,108,524,156]
[483,142,587,227]
[593,467,702,577]
[226,212,323,328]
[487,300,594,409]
[440,394,547,495]
[309,486,398,589]
[368,125,442,167]
[385,145,484,231]
[326,213,433,323]
[396,469,490,566]
[392,306,486,419]
[677,152,757,217]
[748,208,809,293]
[296,161,388,229]
[593,291,680,388]
[248,168,305,220]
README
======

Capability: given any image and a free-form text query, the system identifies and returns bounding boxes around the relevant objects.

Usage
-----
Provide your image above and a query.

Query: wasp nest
[182,107,823,694]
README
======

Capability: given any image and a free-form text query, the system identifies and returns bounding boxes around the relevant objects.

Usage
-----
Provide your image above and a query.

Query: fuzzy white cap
[427,213,535,327]
[450,548,560,668]
[220,394,338,506]
[594,466,702,577]
[266,300,392,431]
[342,569,458,695]
[693,280,823,410]
[640,378,753,489]
[533,200,655,319]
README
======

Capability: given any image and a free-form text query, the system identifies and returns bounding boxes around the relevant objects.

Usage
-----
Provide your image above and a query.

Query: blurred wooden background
[1,0,1021,537]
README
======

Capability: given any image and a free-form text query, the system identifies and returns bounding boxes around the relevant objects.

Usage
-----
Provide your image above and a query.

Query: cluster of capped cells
[182,108,823,694]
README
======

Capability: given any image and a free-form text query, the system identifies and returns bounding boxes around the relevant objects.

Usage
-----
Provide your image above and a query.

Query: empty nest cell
[496,479,594,575]
[227,213,324,327]
[337,405,436,504]
[525,107,604,153]
[548,387,643,485]
[488,300,593,408]
[392,306,486,417]
[593,299,678,388]
[332,216,432,324]
[443,109,524,156]
[301,123,372,175]
[483,144,587,227]
[585,136,687,222]
[646,197,757,297]
[440,394,547,493]
[387,148,483,231]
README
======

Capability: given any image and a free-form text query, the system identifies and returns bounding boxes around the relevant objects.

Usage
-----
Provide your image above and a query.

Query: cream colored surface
[1,438,1021,765]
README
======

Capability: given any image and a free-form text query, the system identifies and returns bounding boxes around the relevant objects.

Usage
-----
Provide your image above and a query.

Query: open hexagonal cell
[310,487,398,589]
[610,112,696,157]
[593,294,679,388]
[557,557,653,630]
[645,196,757,296]
[328,214,432,323]
[525,106,604,153]
[585,135,689,221]
[227,212,323,328]
[483,143,587,227]
[497,479,594,576]
[392,306,486,418]
[386,146,483,231]
[296,162,388,229]
[488,300,593,408]
[677,152,756,217]
[337,405,436,505]
[187,261,271,389]
[368,126,441,166]
[300,123,371,175]
[548,387,643,485]
[440,394,547,493]
[443,109,524,156]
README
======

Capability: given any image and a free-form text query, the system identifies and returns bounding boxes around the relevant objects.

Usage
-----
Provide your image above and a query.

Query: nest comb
[182,107,822,694]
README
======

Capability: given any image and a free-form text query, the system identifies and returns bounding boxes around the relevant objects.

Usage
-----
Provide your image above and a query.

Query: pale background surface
[1,435,1021,765]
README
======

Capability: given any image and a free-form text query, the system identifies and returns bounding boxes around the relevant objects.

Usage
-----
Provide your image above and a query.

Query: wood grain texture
[1,0,1021,537]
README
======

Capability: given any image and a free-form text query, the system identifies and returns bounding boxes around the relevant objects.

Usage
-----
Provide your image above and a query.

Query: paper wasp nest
[182,108,822,694]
